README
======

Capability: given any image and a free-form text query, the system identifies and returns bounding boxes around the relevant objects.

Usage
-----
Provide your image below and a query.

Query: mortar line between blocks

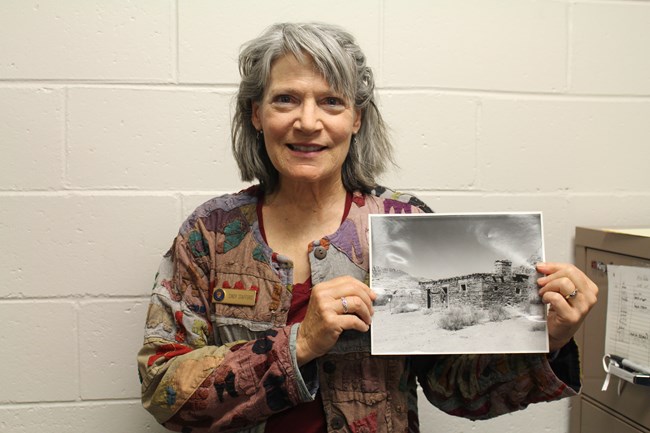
[566,2,574,93]
[75,299,82,401]
[0,398,143,409]
[63,87,70,189]
[379,0,385,86]
[0,296,152,304]
[473,100,482,189]
[173,0,179,84]
[1,81,649,99]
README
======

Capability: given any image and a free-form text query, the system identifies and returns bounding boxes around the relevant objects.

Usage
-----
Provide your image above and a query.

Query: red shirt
[264,278,327,433]
[260,192,353,433]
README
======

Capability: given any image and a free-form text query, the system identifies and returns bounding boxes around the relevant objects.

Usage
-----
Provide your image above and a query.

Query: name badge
[212,288,256,306]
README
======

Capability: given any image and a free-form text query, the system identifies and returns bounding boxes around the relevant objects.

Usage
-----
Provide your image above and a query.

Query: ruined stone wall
[418,274,530,309]
[480,275,530,307]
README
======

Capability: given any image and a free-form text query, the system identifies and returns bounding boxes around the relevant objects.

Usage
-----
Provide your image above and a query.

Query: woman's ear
[251,101,262,131]
[352,108,362,134]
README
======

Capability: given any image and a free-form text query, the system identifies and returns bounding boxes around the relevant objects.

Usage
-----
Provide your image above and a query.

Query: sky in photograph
[370,213,543,280]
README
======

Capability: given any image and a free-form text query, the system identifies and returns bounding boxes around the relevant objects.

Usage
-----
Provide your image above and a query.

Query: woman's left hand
[537,262,598,352]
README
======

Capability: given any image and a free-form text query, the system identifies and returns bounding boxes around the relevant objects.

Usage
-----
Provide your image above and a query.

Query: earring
[257,130,264,145]
[351,134,357,145]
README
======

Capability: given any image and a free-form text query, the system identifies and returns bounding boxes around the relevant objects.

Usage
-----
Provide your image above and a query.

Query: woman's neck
[265,179,347,218]
[261,179,349,284]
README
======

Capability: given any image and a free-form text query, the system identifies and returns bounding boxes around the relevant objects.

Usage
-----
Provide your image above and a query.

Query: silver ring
[341,297,349,314]
[565,289,578,299]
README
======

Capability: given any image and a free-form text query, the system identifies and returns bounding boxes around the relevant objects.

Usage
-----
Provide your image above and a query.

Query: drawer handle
[591,260,608,274]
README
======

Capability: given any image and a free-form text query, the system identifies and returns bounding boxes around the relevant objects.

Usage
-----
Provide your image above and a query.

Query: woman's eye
[276,95,293,103]
[323,97,343,106]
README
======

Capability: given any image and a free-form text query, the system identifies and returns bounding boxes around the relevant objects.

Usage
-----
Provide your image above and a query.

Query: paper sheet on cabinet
[603,228,650,238]
[605,265,650,370]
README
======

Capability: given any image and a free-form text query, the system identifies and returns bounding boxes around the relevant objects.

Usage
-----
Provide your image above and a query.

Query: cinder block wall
[1,1,649,432]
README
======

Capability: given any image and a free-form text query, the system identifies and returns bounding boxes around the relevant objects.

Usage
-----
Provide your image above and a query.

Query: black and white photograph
[370,212,548,355]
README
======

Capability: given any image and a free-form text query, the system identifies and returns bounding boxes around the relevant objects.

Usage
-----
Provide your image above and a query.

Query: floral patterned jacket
[137,185,580,433]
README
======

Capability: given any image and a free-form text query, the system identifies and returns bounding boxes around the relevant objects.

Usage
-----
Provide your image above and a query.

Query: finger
[313,276,374,301]
[325,282,375,314]
[538,277,576,298]
[543,292,588,351]
[541,279,585,311]
[338,313,371,333]
[537,263,599,305]
[330,276,377,301]
[537,262,578,283]
[542,285,591,320]
[536,261,567,275]
[345,290,375,316]
[537,262,590,289]
[337,295,373,324]
[328,291,373,317]
[542,291,581,323]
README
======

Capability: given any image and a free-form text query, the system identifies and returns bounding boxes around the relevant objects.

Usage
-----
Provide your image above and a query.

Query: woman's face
[252,54,361,189]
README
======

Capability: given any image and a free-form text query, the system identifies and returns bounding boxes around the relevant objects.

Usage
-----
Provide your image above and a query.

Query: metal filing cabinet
[572,227,650,433]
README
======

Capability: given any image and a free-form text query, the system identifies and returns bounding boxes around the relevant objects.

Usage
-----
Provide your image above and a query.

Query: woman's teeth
[289,144,323,152]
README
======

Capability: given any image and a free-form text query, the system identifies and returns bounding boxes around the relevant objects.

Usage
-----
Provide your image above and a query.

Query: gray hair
[231,22,394,193]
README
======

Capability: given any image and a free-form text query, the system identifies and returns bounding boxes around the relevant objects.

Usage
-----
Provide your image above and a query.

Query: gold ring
[565,289,578,299]
[341,297,349,314]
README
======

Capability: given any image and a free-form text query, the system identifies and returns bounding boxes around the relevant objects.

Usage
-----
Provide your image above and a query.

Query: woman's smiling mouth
[288,144,325,152]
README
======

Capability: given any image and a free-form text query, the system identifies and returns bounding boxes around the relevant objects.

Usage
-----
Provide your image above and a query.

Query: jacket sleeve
[547,339,582,393]
[413,345,579,420]
[137,223,316,432]
[399,191,580,418]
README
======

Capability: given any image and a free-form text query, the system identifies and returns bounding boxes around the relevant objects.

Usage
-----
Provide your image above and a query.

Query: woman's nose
[294,100,322,133]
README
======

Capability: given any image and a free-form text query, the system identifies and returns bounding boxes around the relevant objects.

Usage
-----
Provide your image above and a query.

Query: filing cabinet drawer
[581,398,648,433]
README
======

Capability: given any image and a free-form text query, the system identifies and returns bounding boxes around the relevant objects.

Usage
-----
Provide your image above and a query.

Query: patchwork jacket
[137,186,579,433]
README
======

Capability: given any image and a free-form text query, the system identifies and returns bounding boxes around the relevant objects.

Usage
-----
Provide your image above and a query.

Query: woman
[138,22,597,433]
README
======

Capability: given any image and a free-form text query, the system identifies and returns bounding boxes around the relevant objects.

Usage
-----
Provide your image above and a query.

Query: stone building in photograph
[416,260,532,310]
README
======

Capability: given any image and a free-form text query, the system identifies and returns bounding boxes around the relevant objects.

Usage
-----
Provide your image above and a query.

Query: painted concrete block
[0,1,174,81]
[571,3,650,95]
[66,87,240,191]
[0,88,64,190]
[478,98,650,192]
[0,401,169,433]
[79,299,149,399]
[0,195,179,297]
[178,0,380,83]
[383,0,567,92]
[379,92,478,190]
[0,302,78,403]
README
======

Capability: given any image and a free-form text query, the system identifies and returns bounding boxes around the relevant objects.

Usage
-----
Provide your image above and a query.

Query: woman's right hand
[296,276,376,365]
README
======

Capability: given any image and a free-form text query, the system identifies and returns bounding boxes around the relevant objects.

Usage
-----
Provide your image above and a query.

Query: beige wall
[1,1,649,432]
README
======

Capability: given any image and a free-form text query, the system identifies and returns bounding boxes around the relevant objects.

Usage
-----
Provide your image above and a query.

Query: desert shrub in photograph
[373,292,392,306]
[391,302,420,314]
[438,305,482,330]
[488,304,511,322]
[525,286,545,314]
[529,321,546,332]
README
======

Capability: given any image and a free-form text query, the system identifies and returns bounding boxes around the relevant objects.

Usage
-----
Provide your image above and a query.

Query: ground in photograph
[371,305,547,354]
